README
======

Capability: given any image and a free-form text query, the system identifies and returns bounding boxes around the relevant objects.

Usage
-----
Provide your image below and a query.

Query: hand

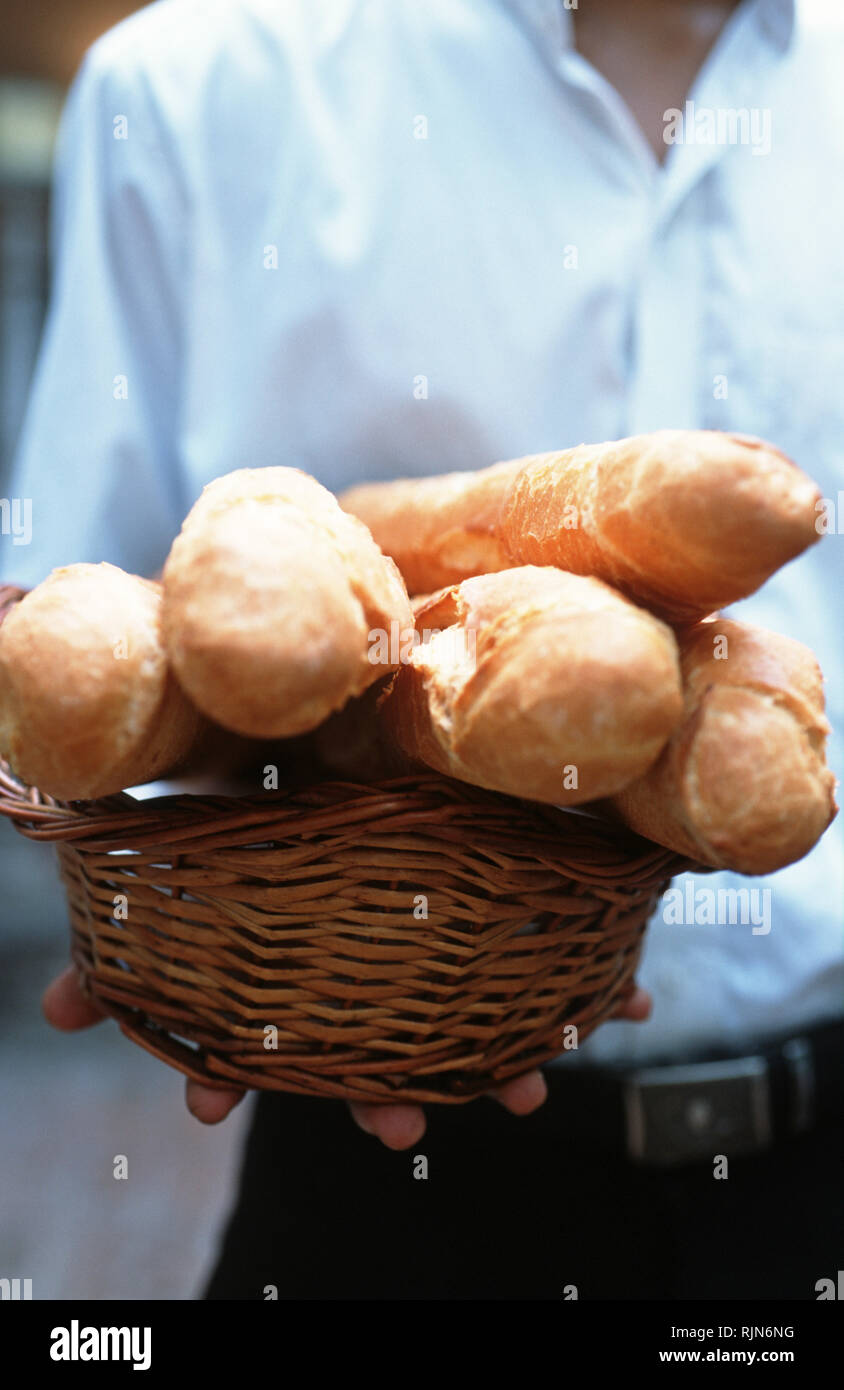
[42,966,651,1150]
[348,984,652,1149]
[42,966,245,1125]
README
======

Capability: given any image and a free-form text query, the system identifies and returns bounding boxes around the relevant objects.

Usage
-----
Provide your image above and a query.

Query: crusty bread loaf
[341,431,821,622]
[378,566,684,805]
[610,619,838,874]
[162,467,413,737]
[341,459,522,596]
[0,563,206,799]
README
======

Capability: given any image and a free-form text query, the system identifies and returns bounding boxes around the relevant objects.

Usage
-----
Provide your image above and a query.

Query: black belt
[541,1017,844,1168]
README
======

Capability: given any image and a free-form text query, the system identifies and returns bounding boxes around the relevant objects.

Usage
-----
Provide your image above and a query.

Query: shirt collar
[505,0,796,61]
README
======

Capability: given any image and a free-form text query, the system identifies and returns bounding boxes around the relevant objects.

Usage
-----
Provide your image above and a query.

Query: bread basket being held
[0,433,834,1103]
[0,576,692,1103]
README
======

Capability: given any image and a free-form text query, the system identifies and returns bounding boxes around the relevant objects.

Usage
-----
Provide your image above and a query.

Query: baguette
[0,563,206,799]
[378,566,684,804]
[341,431,821,621]
[610,619,838,874]
[341,459,521,596]
[162,467,413,737]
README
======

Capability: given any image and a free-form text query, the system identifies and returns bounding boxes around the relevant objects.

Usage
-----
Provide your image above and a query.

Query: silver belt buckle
[623,1057,772,1167]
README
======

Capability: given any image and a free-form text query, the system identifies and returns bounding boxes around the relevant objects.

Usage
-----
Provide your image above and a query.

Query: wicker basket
[0,581,692,1102]
[0,759,692,1103]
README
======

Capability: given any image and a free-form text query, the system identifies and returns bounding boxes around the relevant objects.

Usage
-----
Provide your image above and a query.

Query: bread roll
[610,619,838,874]
[162,467,413,737]
[378,566,684,804]
[341,431,821,622]
[0,564,206,799]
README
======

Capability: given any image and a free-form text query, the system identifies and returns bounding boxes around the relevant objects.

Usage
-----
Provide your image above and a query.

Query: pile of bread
[0,430,836,875]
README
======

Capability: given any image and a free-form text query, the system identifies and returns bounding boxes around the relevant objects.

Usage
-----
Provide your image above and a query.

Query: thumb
[42,965,108,1031]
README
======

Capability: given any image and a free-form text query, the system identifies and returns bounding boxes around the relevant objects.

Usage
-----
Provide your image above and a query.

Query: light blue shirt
[3,0,842,1061]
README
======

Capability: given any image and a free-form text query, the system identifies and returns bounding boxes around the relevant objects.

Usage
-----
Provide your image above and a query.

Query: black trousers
[202,1076,843,1301]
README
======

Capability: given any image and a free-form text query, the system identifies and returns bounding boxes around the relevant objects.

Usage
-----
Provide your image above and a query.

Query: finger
[185,1079,246,1125]
[349,1101,427,1150]
[42,966,108,1031]
[614,985,652,1022]
[489,1068,548,1115]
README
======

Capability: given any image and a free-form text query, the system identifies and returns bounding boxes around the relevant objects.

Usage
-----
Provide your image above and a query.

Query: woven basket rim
[0,757,696,874]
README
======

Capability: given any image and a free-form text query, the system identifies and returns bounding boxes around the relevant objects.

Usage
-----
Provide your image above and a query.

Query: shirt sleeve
[0,38,189,587]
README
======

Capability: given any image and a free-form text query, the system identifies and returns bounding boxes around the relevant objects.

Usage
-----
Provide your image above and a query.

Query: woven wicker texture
[0,753,689,1102]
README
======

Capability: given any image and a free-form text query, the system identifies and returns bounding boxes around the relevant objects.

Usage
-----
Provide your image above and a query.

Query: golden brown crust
[342,431,821,622]
[0,563,205,799]
[162,467,413,738]
[502,431,821,620]
[340,460,521,595]
[379,566,684,805]
[610,619,838,873]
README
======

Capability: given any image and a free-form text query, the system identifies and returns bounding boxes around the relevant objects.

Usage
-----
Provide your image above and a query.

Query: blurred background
[0,1,249,1300]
